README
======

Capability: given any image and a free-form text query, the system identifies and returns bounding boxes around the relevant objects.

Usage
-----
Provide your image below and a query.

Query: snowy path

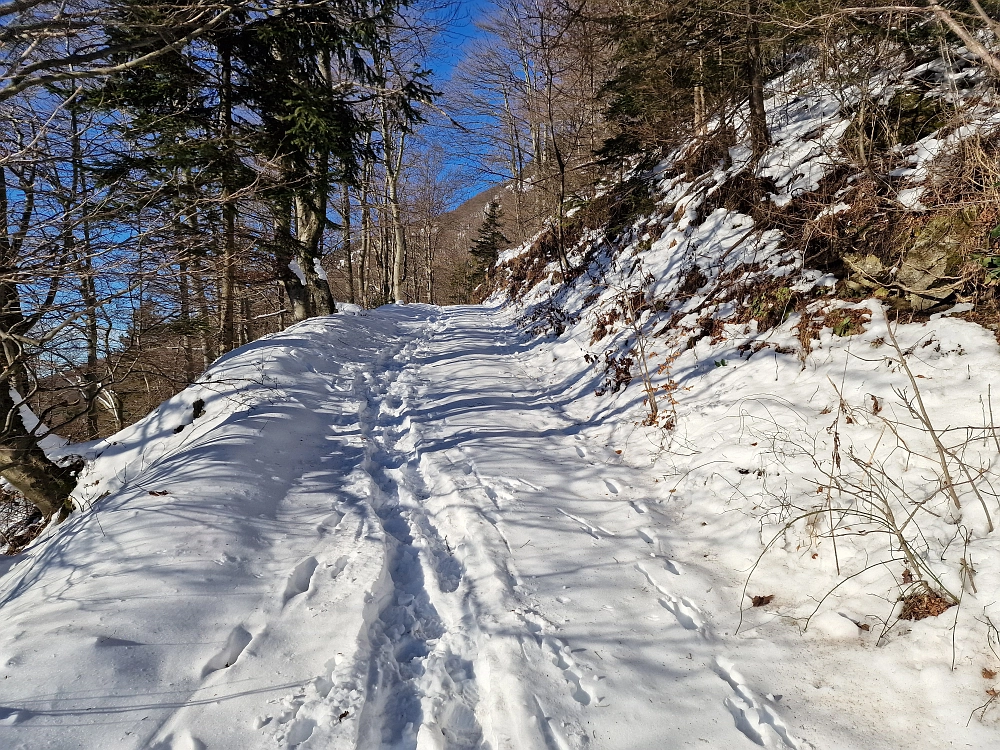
[383,306,811,750]
[3,303,993,749]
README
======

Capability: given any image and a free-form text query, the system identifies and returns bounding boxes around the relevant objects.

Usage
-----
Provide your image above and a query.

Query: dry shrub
[676,267,708,299]
[696,172,779,226]
[524,299,578,337]
[681,127,736,179]
[502,238,560,299]
[593,349,635,396]
[574,179,657,242]
[923,128,1000,209]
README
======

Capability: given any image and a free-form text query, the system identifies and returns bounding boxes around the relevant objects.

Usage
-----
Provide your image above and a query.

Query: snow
[1,297,1000,749]
[11,388,67,452]
[289,258,306,284]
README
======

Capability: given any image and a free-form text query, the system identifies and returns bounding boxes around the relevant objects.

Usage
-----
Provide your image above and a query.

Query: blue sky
[428,0,490,80]
[417,1,499,206]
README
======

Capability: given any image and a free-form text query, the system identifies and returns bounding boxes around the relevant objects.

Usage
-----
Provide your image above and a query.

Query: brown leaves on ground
[751,594,774,607]
[898,590,955,620]
[983,668,997,679]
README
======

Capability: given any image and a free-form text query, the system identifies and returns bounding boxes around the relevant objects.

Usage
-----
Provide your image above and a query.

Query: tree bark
[380,101,408,304]
[0,167,77,518]
[218,42,237,353]
[274,197,310,322]
[294,190,336,317]
[0,387,76,518]
[746,6,771,161]
[70,97,100,439]
[341,182,355,304]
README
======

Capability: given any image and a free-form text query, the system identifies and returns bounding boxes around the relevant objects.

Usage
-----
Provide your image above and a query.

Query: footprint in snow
[636,563,705,633]
[637,527,658,547]
[604,479,619,494]
[316,510,344,535]
[543,636,596,706]
[663,559,682,575]
[201,626,253,677]
[713,657,806,750]
[150,731,206,750]
[328,555,349,580]
[283,556,319,603]
[658,596,704,631]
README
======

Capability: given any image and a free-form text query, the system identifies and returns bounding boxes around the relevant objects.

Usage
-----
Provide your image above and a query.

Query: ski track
[262,304,809,749]
[0,304,814,750]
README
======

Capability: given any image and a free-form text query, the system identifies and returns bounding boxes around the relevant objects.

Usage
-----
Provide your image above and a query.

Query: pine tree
[469,200,509,287]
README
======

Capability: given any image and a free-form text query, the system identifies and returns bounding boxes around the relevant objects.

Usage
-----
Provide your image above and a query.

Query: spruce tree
[469,200,508,287]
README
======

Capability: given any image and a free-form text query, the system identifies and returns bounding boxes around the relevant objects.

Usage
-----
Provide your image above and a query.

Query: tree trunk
[219,43,237,353]
[294,191,336,317]
[341,183,355,304]
[358,146,374,307]
[381,102,408,304]
[71,99,100,439]
[746,7,771,161]
[178,257,195,383]
[189,255,218,367]
[274,198,310,322]
[0,387,76,518]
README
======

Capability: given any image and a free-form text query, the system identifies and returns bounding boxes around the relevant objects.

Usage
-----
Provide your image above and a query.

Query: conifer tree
[469,200,508,287]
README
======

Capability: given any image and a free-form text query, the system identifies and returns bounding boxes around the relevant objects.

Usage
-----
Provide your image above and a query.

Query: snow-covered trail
[388,305,816,750]
[3,303,995,750]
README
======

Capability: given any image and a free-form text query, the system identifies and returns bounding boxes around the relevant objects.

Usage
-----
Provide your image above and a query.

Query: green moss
[749,285,793,327]
[843,89,948,154]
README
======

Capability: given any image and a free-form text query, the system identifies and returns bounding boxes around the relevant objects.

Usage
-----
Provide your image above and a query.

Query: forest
[3,0,1000,519]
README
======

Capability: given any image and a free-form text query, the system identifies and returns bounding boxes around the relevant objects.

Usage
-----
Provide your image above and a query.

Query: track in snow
[0,304,815,750]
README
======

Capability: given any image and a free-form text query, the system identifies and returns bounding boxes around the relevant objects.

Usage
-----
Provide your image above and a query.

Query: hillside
[5,35,1000,750]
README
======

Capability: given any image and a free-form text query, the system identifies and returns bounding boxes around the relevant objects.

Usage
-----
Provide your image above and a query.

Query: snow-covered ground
[2,301,999,749]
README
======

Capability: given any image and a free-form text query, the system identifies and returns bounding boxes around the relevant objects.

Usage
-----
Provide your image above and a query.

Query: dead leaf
[751,595,774,607]
[859,623,870,631]
[902,568,913,584]
[984,668,997,680]
[870,394,881,415]
[338,710,350,722]
[148,490,169,496]
[615,449,622,455]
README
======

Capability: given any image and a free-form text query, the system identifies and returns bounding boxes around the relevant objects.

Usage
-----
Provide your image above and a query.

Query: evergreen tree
[469,200,508,287]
